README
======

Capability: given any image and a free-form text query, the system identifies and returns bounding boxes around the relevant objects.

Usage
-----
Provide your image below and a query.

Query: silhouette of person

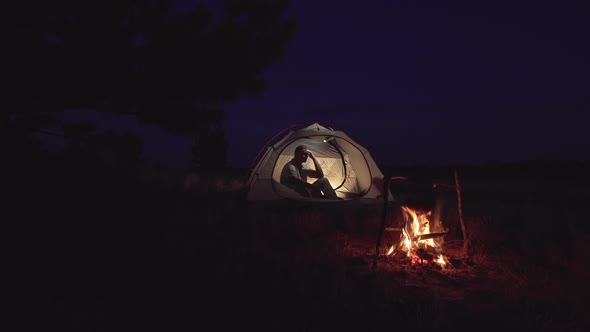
[280,145,340,199]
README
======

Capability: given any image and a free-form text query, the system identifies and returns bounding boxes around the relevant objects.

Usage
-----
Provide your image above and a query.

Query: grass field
[6,146,590,331]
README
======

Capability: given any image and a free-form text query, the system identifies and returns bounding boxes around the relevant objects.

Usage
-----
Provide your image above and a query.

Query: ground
[6,147,590,331]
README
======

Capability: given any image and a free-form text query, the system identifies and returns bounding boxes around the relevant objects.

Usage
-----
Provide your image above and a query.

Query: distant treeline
[225,160,590,184]
[380,160,590,183]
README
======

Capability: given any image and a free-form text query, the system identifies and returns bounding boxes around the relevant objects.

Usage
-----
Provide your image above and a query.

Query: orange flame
[387,206,448,268]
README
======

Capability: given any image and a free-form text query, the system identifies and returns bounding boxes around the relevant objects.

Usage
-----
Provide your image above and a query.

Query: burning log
[389,245,448,267]
[416,248,433,261]
[413,232,448,241]
[386,229,448,246]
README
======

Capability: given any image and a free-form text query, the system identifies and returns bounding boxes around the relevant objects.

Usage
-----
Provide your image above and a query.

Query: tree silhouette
[2,0,295,168]
[190,106,228,169]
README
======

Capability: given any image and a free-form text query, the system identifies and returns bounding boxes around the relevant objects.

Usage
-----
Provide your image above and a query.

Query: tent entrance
[271,135,369,200]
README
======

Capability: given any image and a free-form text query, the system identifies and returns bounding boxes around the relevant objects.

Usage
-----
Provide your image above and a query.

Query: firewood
[454,169,469,256]
[413,232,448,241]
[416,248,433,261]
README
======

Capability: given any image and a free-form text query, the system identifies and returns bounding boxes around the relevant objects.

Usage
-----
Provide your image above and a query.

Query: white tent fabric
[247,123,392,202]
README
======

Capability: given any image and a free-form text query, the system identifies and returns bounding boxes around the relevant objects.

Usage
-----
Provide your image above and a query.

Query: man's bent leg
[294,183,313,197]
[312,178,338,199]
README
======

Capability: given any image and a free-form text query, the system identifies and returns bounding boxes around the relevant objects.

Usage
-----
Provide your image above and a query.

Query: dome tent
[247,123,392,203]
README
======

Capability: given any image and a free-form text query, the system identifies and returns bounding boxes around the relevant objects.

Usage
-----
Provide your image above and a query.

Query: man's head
[294,145,310,164]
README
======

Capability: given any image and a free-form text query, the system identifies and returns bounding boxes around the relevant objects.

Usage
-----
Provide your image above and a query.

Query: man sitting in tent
[280,145,340,199]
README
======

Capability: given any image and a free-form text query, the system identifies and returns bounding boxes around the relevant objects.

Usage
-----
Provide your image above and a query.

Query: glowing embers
[387,206,448,268]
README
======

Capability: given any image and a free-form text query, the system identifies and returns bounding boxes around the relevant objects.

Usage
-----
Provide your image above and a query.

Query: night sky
[66,1,590,169]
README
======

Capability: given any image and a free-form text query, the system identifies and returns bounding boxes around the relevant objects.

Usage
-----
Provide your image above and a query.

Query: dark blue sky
[222,1,589,168]
[63,1,590,168]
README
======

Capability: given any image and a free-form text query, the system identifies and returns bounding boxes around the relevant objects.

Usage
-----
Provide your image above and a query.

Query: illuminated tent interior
[247,123,392,202]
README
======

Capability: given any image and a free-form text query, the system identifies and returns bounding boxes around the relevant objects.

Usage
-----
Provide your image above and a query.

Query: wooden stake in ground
[372,177,390,272]
[454,168,468,256]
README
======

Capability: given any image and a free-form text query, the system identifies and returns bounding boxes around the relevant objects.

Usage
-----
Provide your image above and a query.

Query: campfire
[387,206,449,268]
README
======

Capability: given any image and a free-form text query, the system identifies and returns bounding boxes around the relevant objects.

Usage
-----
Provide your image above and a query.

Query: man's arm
[283,163,314,189]
[308,152,324,178]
